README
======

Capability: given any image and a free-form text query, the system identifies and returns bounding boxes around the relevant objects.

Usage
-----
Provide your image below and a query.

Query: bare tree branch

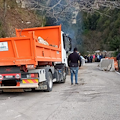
[20,0,120,24]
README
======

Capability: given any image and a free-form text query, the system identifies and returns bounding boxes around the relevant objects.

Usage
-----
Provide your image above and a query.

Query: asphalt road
[0,63,120,120]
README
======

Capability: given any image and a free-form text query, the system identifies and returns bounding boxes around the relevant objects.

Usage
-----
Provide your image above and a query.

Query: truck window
[63,34,72,52]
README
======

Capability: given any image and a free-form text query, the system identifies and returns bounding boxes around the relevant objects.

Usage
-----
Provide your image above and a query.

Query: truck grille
[2,80,17,86]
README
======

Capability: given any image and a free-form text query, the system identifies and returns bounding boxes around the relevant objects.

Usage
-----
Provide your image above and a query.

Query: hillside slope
[82,8,120,52]
[0,0,42,37]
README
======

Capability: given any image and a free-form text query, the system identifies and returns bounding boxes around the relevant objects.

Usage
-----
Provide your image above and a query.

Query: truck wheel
[46,72,53,92]
[61,70,66,83]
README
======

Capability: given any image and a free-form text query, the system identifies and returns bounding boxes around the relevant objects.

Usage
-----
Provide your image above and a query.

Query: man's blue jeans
[70,67,79,84]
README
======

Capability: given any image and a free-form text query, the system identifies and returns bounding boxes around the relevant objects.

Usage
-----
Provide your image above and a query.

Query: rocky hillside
[0,0,42,37]
[1,0,120,55]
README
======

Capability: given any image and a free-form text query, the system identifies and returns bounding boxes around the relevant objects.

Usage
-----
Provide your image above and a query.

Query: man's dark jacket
[117,53,120,60]
[68,52,81,67]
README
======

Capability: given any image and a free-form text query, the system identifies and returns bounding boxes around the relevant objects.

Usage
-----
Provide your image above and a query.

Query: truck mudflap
[2,89,24,92]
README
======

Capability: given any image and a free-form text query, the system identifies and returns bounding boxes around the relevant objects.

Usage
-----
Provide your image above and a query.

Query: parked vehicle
[0,25,72,92]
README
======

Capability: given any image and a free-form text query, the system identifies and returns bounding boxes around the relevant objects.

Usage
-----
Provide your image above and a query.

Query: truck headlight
[15,74,21,79]
[0,75,3,80]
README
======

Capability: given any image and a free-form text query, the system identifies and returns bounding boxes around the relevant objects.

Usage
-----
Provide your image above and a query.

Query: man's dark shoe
[75,83,78,85]
[71,83,73,85]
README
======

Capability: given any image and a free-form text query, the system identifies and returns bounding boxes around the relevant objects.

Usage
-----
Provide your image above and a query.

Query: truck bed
[0,26,62,66]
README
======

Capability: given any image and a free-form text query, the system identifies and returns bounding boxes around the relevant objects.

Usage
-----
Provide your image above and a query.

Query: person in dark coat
[116,52,120,72]
[84,55,88,63]
[87,54,90,63]
[90,54,93,63]
[99,53,103,61]
[116,52,120,60]
[68,47,81,85]
[95,53,97,62]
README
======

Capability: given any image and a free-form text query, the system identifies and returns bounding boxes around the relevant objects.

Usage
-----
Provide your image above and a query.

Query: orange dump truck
[0,25,71,92]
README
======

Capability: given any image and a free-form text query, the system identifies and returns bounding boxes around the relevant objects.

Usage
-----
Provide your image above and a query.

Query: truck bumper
[0,83,38,89]
[0,79,48,92]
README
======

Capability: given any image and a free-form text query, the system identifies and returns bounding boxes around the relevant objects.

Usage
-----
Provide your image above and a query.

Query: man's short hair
[74,47,77,52]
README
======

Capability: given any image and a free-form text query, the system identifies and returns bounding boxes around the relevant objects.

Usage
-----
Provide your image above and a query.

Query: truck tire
[46,72,53,92]
[61,70,66,83]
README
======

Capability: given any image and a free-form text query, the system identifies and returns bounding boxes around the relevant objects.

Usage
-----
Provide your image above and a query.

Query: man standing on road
[116,52,120,72]
[68,47,81,85]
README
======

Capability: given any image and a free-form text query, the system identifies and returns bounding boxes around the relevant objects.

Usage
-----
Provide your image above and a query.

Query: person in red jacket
[67,47,81,85]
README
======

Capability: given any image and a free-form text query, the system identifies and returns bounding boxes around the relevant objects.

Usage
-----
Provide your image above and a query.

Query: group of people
[68,49,120,85]
[84,53,104,63]
[84,54,94,63]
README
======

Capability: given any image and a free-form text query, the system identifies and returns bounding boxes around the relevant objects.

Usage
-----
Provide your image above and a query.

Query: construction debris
[38,37,49,45]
